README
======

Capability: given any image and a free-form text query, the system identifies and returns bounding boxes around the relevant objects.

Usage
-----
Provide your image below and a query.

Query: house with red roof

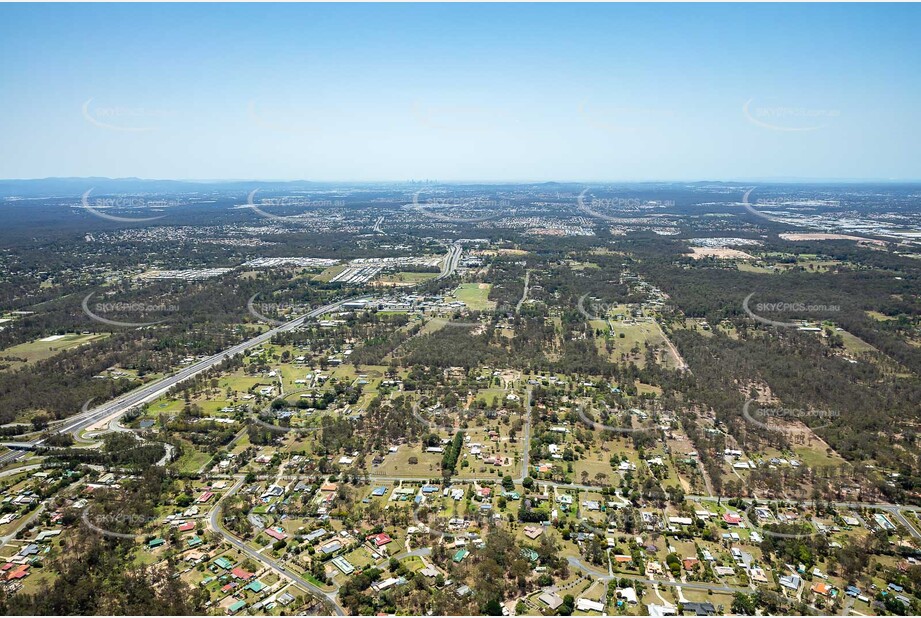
[5,564,29,580]
[265,527,287,541]
[368,532,392,547]
[231,567,254,580]
[812,582,832,597]
[683,558,700,571]
[723,512,742,525]
[197,491,214,503]
[178,521,196,533]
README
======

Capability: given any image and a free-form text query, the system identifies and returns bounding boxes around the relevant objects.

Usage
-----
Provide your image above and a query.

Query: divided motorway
[0,296,365,466]
[438,242,462,280]
[1,241,463,465]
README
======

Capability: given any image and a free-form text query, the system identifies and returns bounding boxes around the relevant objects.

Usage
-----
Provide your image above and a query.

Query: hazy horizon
[4,176,921,184]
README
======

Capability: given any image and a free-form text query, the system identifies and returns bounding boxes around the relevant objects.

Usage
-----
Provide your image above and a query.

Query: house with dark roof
[681,602,717,616]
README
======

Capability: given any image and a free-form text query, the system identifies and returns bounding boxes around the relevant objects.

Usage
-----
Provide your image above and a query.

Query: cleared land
[687,247,756,260]
[779,232,886,246]
[0,333,109,371]
[450,283,496,311]
[376,272,439,285]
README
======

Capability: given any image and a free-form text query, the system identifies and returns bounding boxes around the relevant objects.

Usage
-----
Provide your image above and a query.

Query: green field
[451,283,495,311]
[313,264,348,282]
[378,271,439,284]
[601,320,675,368]
[420,316,452,334]
[0,333,109,371]
[372,447,442,477]
[473,387,507,406]
[171,439,212,473]
[866,310,898,322]
[837,329,877,354]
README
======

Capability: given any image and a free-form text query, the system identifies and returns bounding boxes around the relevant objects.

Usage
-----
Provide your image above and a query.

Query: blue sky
[1,3,919,181]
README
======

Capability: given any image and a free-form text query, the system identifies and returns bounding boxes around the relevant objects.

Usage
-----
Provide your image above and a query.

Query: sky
[0,3,919,182]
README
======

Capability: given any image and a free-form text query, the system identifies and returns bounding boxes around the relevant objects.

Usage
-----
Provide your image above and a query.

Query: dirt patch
[687,247,756,260]
[779,233,886,246]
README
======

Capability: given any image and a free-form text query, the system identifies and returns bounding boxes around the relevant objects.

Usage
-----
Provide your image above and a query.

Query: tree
[731,592,757,615]
[559,594,575,615]
[482,598,503,616]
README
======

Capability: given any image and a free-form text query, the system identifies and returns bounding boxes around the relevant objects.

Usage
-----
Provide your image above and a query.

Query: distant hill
[0,177,322,198]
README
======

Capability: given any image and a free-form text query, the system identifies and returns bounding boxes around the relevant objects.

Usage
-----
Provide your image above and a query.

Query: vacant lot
[451,283,495,311]
[600,320,680,368]
[377,272,439,285]
[779,232,886,246]
[0,332,109,371]
[372,446,443,477]
[687,247,756,260]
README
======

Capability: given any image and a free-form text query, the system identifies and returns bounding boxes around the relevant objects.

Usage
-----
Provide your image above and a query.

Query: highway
[437,242,462,280]
[0,242,479,608]
[58,298,357,437]
[2,238,464,457]
[0,294,384,469]
[7,240,464,464]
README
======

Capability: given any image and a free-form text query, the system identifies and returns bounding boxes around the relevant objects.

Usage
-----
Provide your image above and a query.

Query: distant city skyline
[1,3,919,181]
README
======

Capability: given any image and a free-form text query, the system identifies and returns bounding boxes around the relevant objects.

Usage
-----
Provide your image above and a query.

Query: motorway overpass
[3,242,464,463]
[0,296,365,466]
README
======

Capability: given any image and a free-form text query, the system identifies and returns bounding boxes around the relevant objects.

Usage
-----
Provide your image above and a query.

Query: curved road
[11,242,464,457]
[208,479,345,615]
